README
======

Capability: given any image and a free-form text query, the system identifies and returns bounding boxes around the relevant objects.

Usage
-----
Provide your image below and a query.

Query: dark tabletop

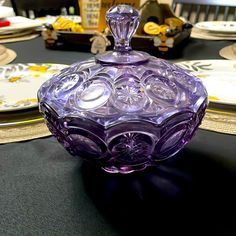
[1,37,236,236]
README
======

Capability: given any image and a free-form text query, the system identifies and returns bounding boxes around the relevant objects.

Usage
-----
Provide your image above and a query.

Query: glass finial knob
[106,4,140,52]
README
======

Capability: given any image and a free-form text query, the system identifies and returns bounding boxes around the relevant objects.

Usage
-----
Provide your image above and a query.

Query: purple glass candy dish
[38,5,208,174]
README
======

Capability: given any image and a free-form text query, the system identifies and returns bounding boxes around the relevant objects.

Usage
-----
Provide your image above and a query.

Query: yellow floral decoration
[16,98,38,105]
[28,65,48,73]
[8,76,21,83]
[208,95,220,101]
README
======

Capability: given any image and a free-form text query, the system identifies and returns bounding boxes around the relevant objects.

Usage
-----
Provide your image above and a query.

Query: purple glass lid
[96,4,149,65]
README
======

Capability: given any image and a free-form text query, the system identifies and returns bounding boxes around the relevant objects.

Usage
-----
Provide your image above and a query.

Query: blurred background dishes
[0,29,34,39]
[195,21,236,34]
[191,21,236,40]
[0,16,43,34]
[0,6,15,18]
[0,16,43,43]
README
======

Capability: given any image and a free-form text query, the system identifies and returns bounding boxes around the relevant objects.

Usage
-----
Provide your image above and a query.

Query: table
[1,37,236,236]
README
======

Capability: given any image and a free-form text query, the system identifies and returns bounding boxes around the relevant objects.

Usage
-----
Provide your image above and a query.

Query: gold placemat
[0,47,16,65]
[0,120,51,144]
[200,109,236,135]
[219,43,236,60]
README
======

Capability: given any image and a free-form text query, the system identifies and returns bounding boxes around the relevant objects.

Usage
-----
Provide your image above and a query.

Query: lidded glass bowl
[38,5,208,174]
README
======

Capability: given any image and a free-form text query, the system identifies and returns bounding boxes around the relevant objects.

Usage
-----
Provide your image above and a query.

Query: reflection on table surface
[1,36,236,236]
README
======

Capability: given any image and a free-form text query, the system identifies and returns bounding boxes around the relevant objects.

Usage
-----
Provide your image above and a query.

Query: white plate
[195,21,236,33]
[0,63,68,112]
[175,60,236,106]
[0,16,43,34]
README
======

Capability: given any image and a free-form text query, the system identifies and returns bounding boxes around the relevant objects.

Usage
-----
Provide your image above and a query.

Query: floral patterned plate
[0,63,68,112]
[175,60,236,106]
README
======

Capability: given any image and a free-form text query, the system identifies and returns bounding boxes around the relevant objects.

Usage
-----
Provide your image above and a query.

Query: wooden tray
[42,26,192,59]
